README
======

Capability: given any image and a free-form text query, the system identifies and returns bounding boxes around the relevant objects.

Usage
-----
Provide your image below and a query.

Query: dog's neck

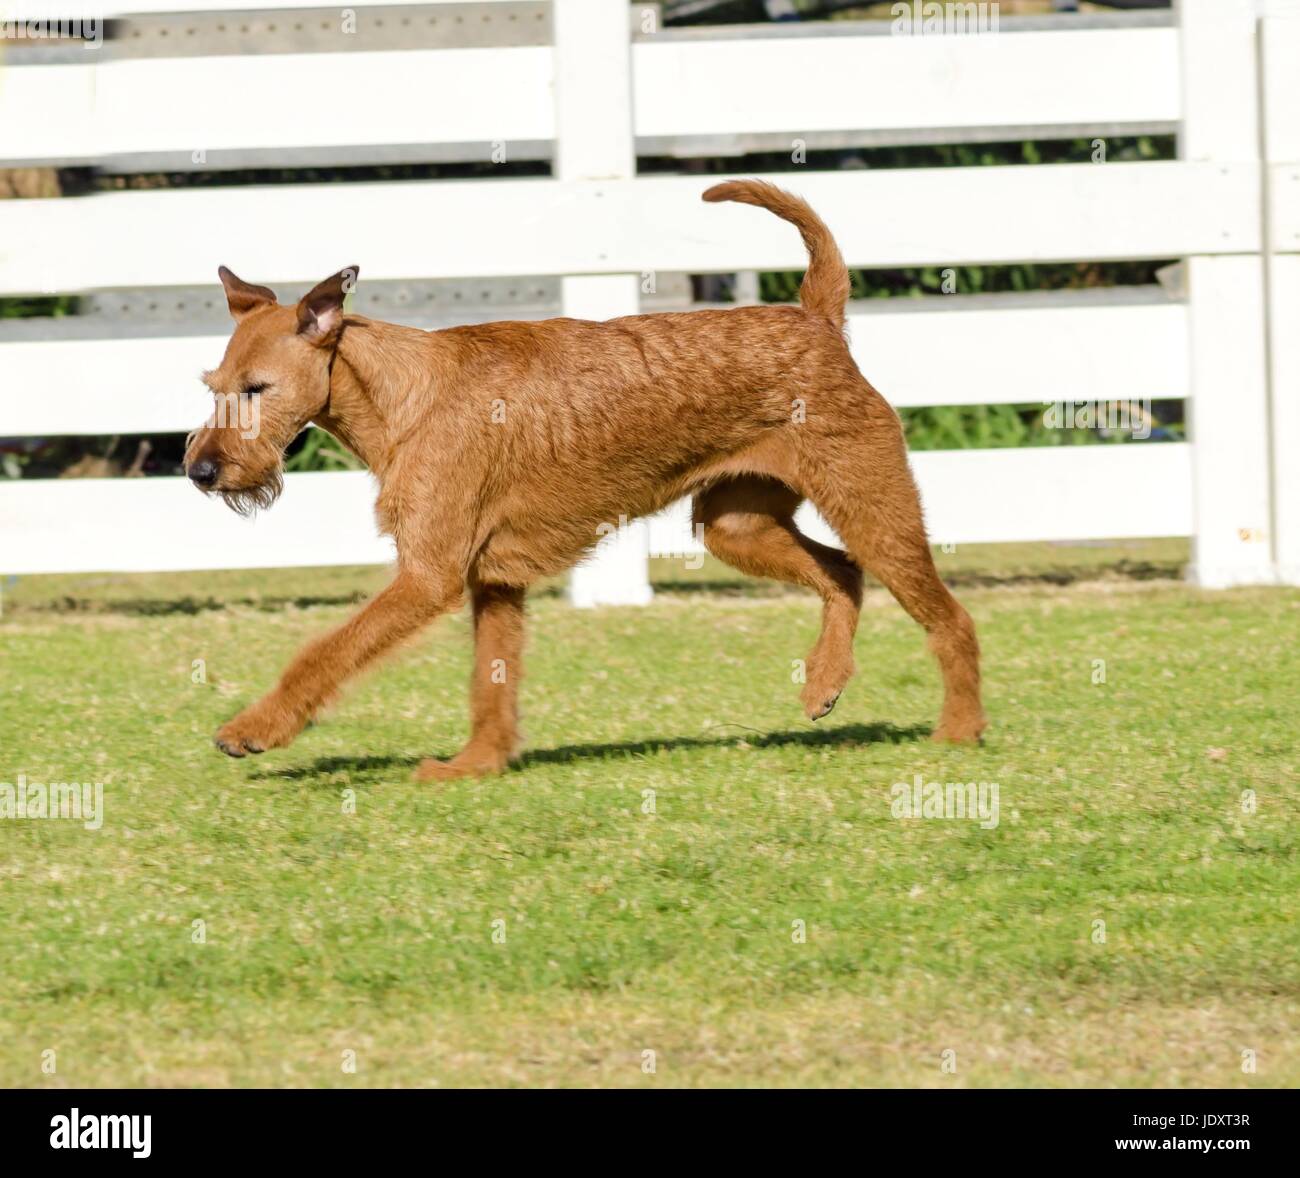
[314,317,438,480]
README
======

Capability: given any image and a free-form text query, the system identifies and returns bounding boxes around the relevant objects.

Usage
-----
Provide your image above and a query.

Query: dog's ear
[218,266,277,321]
[297,266,359,345]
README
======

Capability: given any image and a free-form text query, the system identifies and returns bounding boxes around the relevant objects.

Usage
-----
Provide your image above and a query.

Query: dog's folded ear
[218,266,277,321]
[297,266,359,345]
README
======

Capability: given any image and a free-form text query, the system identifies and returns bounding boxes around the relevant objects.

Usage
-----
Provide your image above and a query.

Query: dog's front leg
[215,569,457,757]
[416,581,526,781]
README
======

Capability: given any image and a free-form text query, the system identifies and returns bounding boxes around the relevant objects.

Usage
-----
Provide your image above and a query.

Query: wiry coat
[184,180,985,778]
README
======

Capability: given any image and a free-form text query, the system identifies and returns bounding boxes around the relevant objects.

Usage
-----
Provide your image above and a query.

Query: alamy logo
[50,1109,151,1158]
[211,390,262,439]
[0,17,103,48]
[596,513,705,570]
[0,774,104,830]
[1042,398,1152,440]
[890,773,999,829]
[891,2,1000,36]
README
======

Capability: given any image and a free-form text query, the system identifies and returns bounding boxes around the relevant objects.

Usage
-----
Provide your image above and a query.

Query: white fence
[1,0,1297,599]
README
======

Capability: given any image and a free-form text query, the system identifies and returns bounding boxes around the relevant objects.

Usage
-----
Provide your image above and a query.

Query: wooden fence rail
[1,0,1297,596]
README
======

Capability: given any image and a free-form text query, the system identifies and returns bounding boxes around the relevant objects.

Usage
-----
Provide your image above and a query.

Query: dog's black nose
[188,458,219,488]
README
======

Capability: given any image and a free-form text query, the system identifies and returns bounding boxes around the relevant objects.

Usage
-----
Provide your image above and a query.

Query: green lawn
[1,543,1297,1087]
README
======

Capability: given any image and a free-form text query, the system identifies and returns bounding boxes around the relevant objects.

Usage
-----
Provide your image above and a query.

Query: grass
[1,540,1297,1088]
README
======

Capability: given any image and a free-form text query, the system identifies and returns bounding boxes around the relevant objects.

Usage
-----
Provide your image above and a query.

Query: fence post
[1177,0,1275,587]
[1260,0,1300,584]
[554,0,653,607]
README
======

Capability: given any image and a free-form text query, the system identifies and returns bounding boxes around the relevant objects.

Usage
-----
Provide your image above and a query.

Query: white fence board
[0,296,1189,437]
[23,0,527,13]
[0,64,98,164]
[1180,1,1274,588]
[0,446,1191,577]
[634,28,1180,138]
[1,50,552,166]
[847,297,1188,408]
[1269,164,1300,252]
[1262,11,1300,584]
[0,471,394,575]
[1267,254,1300,585]
[0,163,1259,296]
[0,336,216,437]
[102,0,524,10]
[4,21,1179,167]
[887,444,1191,546]
[1261,17,1300,163]
[556,0,649,607]
[100,49,551,159]
[644,447,1194,556]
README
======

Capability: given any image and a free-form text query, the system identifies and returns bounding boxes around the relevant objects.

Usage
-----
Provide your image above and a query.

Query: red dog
[184,180,985,778]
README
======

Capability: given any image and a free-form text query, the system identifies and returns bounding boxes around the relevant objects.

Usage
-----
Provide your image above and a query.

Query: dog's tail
[702,179,850,330]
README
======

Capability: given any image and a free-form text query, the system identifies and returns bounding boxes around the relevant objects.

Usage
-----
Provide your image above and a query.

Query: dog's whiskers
[219,469,283,517]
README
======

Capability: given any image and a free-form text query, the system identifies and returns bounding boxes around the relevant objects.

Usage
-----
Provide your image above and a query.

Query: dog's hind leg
[694,476,863,719]
[416,581,526,781]
[796,405,985,743]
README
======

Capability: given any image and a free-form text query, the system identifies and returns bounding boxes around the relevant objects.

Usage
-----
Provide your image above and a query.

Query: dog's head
[183,265,357,514]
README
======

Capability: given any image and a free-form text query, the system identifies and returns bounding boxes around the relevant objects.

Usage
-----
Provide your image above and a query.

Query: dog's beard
[219,466,283,517]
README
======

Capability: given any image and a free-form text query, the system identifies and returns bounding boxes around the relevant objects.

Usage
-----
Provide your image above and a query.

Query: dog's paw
[800,648,855,721]
[214,733,257,758]
[415,749,510,782]
[931,713,988,744]
[804,691,841,721]
[214,700,302,758]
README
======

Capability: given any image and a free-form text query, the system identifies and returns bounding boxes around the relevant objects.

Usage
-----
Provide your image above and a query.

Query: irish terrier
[184,180,985,779]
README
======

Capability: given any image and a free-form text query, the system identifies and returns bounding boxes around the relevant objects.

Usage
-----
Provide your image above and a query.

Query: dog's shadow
[248,720,930,784]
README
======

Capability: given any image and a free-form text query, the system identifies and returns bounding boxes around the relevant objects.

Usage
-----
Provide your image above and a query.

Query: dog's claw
[809,693,840,721]
[215,735,265,757]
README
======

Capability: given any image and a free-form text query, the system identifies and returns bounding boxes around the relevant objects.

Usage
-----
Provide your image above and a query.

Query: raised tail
[702,179,850,330]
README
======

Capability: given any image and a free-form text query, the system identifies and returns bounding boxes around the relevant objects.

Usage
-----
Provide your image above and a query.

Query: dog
[184,180,985,779]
